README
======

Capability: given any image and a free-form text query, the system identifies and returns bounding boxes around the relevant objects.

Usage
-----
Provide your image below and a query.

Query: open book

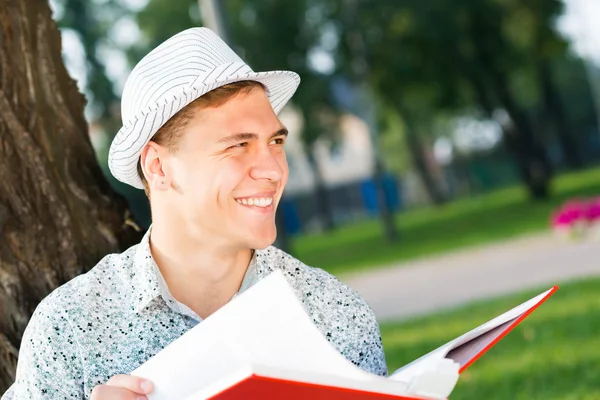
[131,270,558,400]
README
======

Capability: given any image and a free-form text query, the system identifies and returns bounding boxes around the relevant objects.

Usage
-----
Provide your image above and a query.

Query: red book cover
[210,375,431,400]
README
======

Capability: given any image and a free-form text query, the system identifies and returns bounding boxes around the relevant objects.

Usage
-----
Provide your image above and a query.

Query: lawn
[290,166,600,276]
[380,277,600,399]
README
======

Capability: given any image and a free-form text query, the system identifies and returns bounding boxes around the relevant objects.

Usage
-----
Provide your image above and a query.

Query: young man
[3,28,387,400]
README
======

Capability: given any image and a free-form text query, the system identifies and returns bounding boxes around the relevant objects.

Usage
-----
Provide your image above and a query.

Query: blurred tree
[336,0,398,238]
[516,0,583,168]
[464,0,554,198]
[0,0,142,392]
[331,0,455,204]
[336,0,565,199]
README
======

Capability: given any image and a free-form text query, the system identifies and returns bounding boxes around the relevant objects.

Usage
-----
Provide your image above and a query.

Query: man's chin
[244,230,277,251]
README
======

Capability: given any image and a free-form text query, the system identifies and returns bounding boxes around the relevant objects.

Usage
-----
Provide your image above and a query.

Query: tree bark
[0,0,142,392]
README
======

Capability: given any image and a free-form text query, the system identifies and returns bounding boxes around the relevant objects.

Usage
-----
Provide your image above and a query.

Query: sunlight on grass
[382,287,599,350]
[381,278,600,399]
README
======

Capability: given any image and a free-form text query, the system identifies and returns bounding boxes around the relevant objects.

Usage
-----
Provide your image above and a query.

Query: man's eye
[232,142,248,148]
[270,138,285,145]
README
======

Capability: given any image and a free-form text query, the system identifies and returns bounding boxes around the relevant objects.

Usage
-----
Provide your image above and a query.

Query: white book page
[131,270,387,400]
[390,287,554,382]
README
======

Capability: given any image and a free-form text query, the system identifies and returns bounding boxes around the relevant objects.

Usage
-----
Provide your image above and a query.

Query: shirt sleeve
[3,299,85,399]
[301,265,389,377]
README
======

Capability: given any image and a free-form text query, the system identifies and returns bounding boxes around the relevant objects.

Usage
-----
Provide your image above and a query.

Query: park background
[1,0,600,398]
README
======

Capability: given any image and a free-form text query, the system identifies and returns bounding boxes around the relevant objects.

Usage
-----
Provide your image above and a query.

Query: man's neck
[148,223,253,320]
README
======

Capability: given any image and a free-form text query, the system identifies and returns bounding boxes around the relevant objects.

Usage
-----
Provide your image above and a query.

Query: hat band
[190,62,254,89]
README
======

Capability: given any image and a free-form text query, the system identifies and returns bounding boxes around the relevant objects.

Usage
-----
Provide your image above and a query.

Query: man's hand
[91,375,154,400]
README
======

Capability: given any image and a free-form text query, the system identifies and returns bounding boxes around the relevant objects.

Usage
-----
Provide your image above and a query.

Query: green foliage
[291,166,600,275]
[381,277,600,399]
[337,0,568,115]
[129,0,200,66]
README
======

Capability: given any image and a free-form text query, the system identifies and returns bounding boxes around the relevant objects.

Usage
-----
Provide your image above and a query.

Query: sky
[557,0,600,64]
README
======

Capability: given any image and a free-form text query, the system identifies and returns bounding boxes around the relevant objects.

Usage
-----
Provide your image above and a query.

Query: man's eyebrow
[217,132,257,144]
[217,127,288,144]
[270,127,288,139]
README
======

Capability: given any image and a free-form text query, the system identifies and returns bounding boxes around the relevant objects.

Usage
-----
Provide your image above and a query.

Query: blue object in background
[279,197,302,235]
[383,174,401,211]
[279,174,402,235]
[360,179,379,215]
[360,174,401,215]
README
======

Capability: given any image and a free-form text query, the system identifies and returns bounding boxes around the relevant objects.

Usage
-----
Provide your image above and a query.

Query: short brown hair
[136,80,266,196]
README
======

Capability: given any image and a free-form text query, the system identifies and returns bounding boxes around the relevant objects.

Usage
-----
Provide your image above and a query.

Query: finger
[105,374,154,394]
[91,384,148,400]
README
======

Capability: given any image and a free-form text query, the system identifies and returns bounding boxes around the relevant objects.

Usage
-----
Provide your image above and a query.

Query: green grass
[291,167,600,276]
[380,277,600,400]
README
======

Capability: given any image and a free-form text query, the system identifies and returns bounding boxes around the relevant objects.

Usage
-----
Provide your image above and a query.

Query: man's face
[160,87,289,250]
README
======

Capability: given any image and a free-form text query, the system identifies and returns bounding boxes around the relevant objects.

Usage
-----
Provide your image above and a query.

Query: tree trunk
[462,60,552,199]
[538,59,582,169]
[372,157,398,241]
[395,106,447,205]
[463,24,552,199]
[0,0,142,392]
[490,71,553,199]
[306,150,335,231]
[464,7,553,200]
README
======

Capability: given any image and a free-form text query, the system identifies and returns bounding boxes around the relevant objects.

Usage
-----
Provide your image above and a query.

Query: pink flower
[585,198,600,222]
[551,199,587,228]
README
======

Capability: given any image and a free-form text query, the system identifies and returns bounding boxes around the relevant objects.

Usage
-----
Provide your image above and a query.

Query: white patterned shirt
[3,229,387,399]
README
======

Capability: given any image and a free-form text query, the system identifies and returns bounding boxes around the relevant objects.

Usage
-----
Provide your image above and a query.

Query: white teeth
[236,197,274,208]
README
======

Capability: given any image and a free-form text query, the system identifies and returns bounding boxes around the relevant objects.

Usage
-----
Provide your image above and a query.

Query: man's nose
[249,148,284,182]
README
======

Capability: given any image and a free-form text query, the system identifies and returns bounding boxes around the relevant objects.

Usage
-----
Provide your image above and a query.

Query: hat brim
[108,69,300,190]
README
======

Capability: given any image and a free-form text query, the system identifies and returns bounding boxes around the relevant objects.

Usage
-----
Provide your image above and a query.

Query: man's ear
[141,142,171,191]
